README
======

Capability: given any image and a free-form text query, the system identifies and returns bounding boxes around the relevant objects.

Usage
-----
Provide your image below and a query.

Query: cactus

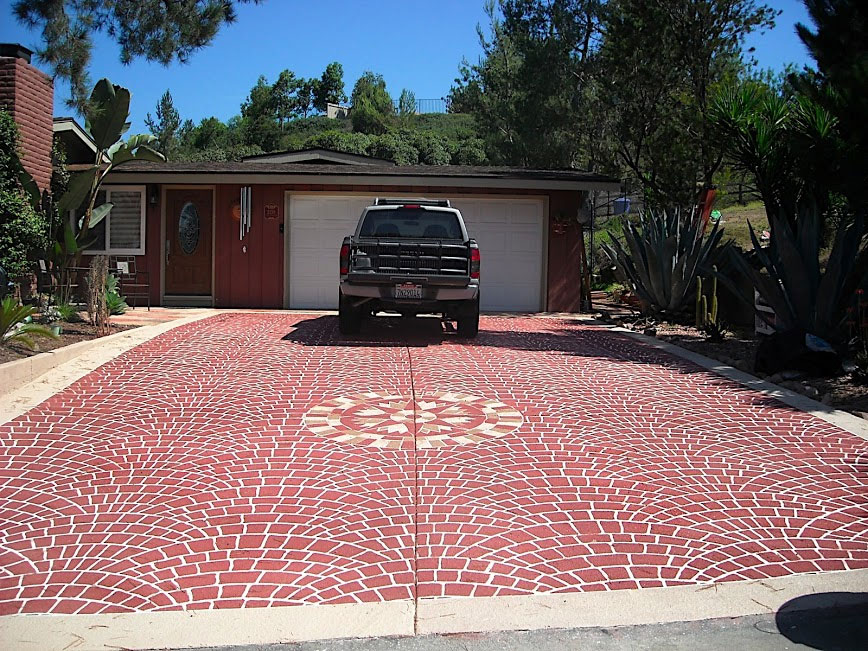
[696,265,720,328]
[710,268,719,324]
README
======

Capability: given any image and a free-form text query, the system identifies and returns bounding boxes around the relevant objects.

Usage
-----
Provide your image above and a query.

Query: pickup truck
[338,198,480,337]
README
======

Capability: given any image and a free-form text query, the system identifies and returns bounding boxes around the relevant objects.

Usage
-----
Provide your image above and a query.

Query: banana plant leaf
[86,79,131,150]
[17,167,41,208]
[109,136,165,166]
[79,202,113,231]
[58,168,98,214]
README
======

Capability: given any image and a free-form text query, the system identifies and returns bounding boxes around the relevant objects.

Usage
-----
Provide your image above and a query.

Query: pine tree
[144,90,181,159]
[12,0,261,111]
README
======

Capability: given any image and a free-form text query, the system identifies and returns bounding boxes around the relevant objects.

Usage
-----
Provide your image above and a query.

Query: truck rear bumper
[340,281,478,302]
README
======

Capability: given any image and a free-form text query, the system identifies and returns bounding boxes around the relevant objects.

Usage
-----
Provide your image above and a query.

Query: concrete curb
[416,568,868,635]
[587,320,868,442]
[1,326,139,398]
[2,570,864,650]
[0,310,220,426]
[0,599,415,651]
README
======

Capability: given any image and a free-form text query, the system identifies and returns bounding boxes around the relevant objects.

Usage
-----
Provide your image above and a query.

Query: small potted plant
[40,305,64,336]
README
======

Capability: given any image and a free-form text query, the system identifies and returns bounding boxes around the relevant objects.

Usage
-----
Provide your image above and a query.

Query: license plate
[394,283,423,299]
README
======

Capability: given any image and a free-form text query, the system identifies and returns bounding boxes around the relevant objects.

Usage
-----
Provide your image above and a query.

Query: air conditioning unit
[754,290,775,335]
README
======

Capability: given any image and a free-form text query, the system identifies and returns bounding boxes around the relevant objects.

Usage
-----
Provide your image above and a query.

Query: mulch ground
[0,321,138,365]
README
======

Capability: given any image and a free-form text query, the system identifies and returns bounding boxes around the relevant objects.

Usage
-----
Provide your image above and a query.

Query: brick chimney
[0,44,54,191]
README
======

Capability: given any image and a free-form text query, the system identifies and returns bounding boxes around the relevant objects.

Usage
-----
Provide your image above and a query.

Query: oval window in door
[179,202,200,254]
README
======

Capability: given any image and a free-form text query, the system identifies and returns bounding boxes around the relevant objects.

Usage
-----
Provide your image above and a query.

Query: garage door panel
[291,198,321,221]
[475,231,507,255]
[290,224,323,250]
[289,195,544,312]
[511,201,543,223]
[289,195,373,309]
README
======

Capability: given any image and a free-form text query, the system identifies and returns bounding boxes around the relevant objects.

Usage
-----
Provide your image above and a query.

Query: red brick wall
[0,55,53,191]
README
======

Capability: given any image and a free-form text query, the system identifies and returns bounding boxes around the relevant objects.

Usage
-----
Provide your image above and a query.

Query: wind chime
[239,186,252,240]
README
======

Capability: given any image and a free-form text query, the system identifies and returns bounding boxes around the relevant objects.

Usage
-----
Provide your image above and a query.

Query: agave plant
[723,204,868,342]
[601,209,726,315]
[1,297,59,351]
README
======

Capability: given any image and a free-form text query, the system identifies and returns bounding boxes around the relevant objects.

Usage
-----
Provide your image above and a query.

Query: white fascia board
[105,172,622,192]
[52,119,98,153]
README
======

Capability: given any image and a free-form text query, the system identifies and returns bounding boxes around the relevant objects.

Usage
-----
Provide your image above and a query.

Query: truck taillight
[340,243,350,275]
[470,248,480,279]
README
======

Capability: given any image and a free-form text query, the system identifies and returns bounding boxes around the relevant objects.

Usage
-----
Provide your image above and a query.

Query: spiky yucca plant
[601,209,726,315]
[1,297,59,350]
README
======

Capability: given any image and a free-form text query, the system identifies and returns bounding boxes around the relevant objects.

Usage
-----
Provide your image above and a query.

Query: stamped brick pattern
[1,314,866,615]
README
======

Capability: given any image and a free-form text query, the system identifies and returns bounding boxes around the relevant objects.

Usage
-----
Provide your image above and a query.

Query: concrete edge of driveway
[416,568,868,636]
[0,599,415,651]
[584,320,868,442]
[0,325,140,398]
[2,570,865,650]
[0,310,221,427]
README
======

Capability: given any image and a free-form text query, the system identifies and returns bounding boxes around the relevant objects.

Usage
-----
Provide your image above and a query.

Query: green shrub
[452,138,488,165]
[367,132,419,165]
[105,274,128,315]
[0,110,48,280]
[412,132,451,165]
[304,130,371,155]
[54,303,81,322]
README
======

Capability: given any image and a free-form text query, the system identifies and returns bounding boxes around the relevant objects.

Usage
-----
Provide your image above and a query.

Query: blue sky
[0,0,813,135]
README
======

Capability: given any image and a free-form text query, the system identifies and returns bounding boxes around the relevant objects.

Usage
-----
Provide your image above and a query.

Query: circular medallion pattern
[303,391,524,449]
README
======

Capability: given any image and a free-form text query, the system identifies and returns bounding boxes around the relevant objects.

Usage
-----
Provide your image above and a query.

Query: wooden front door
[165,189,212,295]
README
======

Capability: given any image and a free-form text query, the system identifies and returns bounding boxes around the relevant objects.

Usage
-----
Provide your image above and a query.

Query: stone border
[581,319,868,442]
[0,326,137,398]
[0,310,220,426]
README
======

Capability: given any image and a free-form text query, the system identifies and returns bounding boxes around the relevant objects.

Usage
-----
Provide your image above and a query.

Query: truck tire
[338,293,362,335]
[456,296,479,338]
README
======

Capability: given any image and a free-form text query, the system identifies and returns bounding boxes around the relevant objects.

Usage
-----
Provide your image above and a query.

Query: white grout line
[586,320,868,442]
[0,599,415,651]
[2,312,866,649]
[416,568,868,635]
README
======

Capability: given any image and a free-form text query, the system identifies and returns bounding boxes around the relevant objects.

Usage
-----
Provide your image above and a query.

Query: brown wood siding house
[105,161,620,312]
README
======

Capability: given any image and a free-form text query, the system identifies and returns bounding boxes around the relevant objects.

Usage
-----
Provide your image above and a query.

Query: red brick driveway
[1,314,866,615]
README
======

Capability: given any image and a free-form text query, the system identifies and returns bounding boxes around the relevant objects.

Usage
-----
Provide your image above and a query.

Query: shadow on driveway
[279,315,839,419]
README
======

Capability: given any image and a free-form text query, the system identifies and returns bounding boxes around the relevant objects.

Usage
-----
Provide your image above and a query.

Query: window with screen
[71,186,146,255]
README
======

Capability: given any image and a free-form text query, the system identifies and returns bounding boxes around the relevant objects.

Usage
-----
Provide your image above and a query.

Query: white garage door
[287,194,545,311]
[451,198,544,312]
[288,195,373,309]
